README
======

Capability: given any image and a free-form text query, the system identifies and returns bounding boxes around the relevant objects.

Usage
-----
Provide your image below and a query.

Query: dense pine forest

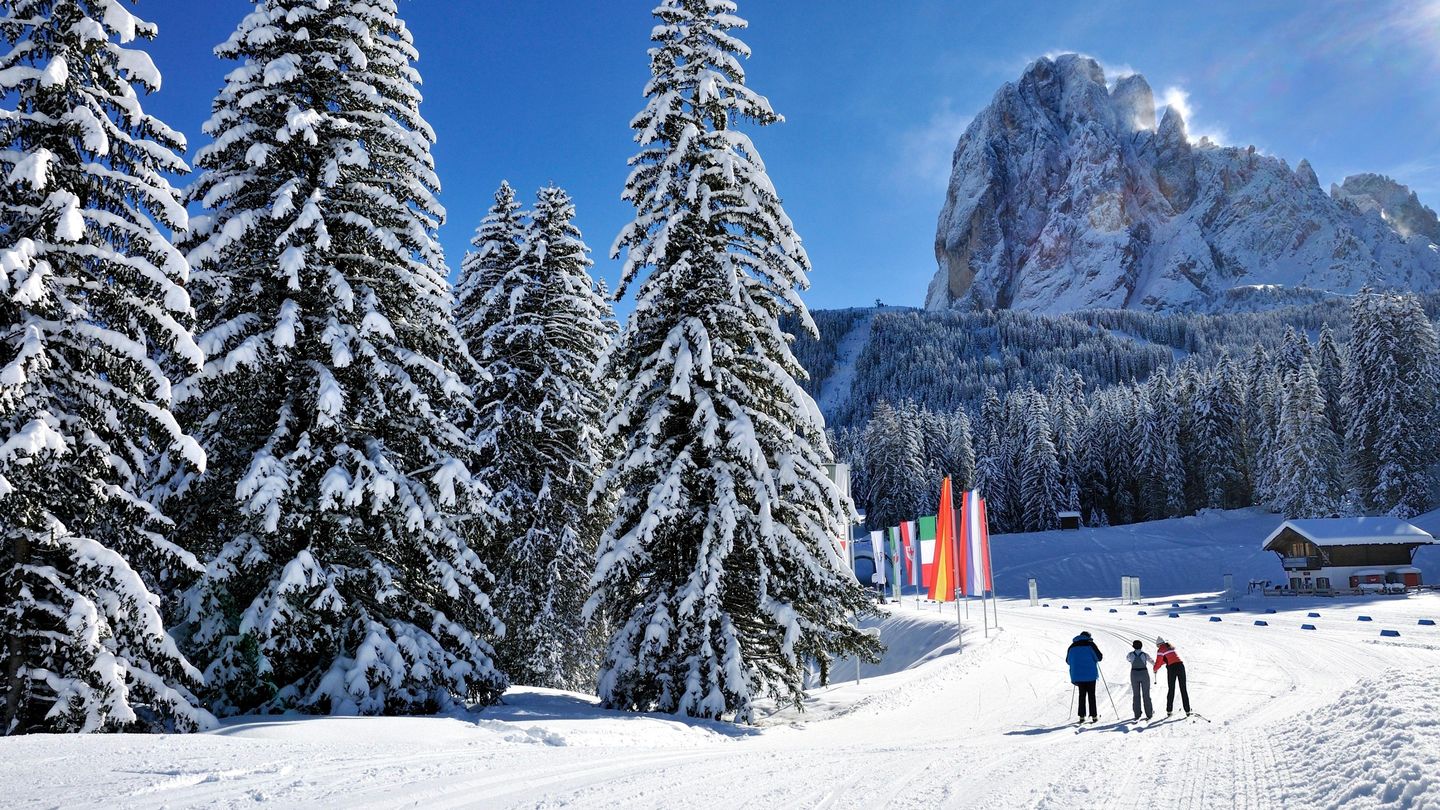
[817,295,1440,532]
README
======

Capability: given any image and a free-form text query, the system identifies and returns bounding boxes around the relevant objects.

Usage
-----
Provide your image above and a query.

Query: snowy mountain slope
[815,309,878,415]
[7,592,1439,808]
[927,54,1440,313]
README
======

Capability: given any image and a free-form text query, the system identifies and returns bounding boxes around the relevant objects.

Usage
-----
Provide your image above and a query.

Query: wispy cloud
[1158,85,1229,146]
[894,100,972,190]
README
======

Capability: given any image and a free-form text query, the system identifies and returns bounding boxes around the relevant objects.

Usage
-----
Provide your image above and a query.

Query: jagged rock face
[1332,174,1440,243]
[928,54,1440,313]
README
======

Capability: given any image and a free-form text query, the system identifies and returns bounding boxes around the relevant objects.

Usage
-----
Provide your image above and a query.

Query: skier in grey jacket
[1126,640,1154,721]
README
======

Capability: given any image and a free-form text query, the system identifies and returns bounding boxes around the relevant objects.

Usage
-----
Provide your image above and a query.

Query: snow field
[4,592,1438,808]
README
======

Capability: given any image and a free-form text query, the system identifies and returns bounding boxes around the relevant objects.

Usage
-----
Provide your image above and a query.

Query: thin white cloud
[895,100,973,190]
[1159,85,1229,146]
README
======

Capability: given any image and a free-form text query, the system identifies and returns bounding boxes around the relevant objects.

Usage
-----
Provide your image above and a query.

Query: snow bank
[1274,669,1440,809]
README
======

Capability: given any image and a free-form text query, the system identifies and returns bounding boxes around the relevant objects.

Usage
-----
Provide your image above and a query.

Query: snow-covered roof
[1262,518,1436,551]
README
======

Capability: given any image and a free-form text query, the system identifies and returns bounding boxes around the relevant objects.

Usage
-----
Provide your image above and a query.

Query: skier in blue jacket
[1066,631,1104,723]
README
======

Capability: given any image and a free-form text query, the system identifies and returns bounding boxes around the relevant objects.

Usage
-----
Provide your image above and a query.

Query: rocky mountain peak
[1111,73,1156,132]
[1295,159,1320,190]
[1332,173,1440,243]
[927,54,1440,313]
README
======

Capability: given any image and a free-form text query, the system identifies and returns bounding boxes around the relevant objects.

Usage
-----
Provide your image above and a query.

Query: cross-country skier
[1066,631,1103,723]
[1126,640,1154,721]
[1152,637,1192,717]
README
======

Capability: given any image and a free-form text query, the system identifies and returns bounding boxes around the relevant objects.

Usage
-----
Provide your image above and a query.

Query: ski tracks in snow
[12,595,1440,808]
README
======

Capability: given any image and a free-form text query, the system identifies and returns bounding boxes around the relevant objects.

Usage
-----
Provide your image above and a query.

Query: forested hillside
[800,293,1440,533]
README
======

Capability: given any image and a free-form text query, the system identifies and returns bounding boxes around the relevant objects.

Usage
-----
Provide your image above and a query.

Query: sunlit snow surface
[5,513,1440,808]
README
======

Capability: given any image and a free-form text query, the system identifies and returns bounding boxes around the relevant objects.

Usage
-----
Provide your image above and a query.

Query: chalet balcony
[1281,556,1321,570]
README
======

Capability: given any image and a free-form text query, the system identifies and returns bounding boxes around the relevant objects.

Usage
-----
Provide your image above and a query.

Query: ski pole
[1067,684,1076,722]
[1099,670,1119,719]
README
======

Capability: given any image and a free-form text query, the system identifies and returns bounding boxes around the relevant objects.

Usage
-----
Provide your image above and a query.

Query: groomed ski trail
[5,593,1439,808]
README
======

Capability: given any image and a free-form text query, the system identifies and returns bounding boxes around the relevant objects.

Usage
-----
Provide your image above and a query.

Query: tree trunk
[4,529,30,735]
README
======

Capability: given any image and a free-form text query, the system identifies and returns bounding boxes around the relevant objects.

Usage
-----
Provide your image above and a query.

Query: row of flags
[859,477,995,603]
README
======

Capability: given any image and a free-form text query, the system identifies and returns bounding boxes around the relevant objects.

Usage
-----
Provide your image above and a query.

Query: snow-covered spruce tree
[0,0,213,734]
[588,0,880,721]
[452,180,524,568]
[173,0,505,715]
[466,186,615,691]
[1018,392,1062,532]
[1343,291,1439,517]
[1314,325,1346,442]
[1192,357,1250,510]
[1243,346,1279,505]
[455,182,524,390]
[1154,376,1187,518]
[1046,371,1083,510]
[938,409,976,491]
[1267,364,1341,518]
[860,400,929,528]
[1134,397,1165,521]
[974,424,1007,525]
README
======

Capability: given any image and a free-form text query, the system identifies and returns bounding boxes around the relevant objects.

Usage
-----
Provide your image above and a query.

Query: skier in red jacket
[1151,638,1191,717]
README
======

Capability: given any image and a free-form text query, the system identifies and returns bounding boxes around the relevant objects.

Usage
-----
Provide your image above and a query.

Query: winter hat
[1080,631,1092,638]
[1132,640,1143,649]
[1155,637,1168,645]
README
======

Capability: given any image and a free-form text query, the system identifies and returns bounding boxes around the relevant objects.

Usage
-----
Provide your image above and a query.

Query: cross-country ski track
[6,592,1439,809]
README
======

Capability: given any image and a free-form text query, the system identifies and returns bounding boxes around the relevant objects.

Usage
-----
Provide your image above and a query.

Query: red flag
[900,521,917,587]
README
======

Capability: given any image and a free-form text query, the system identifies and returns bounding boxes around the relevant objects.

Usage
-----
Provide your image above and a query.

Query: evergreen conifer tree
[468,186,616,691]
[1315,325,1346,443]
[860,401,928,528]
[0,0,213,734]
[1018,393,1063,531]
[1192,357,1249,509]
[587,0,880,721]
[173,0,505,715]
[1268,363,1341,518]
[455,181,525,388]
[1344,291,1439,517]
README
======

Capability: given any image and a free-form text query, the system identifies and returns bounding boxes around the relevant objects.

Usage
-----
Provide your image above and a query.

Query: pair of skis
[1072,712,1212,733]
[1134,712,1212,729]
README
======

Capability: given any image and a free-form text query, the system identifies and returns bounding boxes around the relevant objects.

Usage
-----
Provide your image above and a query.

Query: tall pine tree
[588,0,880,721]
[860,401,929,528]
[1018,392,1063,532]
[173,0,505,715]
[0,0,213,734]
[464,186,615,691]
[1344,291,1439,517]
[1268,363,1341,518]
[454,181,524,396]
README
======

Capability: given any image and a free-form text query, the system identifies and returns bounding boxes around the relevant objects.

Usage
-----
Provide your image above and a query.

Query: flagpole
[981,496,998,633]
[975,491,990,639]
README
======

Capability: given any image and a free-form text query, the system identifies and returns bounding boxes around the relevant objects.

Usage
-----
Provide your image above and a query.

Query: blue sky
[138,0,1440,312]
